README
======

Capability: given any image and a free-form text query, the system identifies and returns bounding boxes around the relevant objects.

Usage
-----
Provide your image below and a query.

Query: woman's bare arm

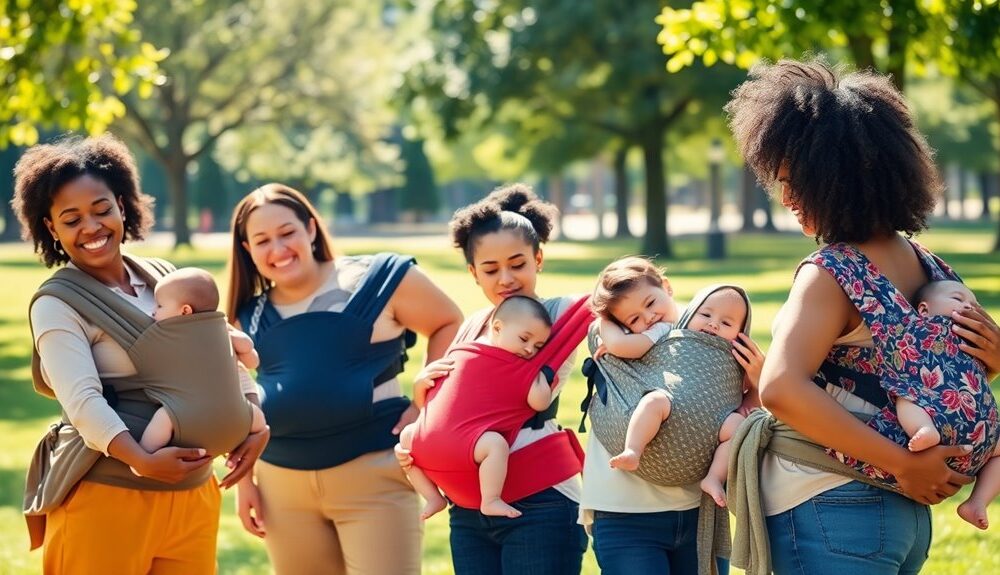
[761,264,971,504]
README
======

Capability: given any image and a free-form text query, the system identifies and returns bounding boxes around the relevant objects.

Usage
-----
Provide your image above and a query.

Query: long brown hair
[226,183,335,322]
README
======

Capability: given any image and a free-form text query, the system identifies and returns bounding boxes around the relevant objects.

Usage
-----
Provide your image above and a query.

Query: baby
[399,295,556,519]
[906,280,1000,529]
[133,268,266,472]
[594,257,751,507]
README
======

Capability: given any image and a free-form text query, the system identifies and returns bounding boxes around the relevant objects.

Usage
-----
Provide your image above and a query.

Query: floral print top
[807,241,998,484]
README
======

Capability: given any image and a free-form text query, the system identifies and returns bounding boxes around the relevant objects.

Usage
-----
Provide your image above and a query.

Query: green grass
[0,224,998,574]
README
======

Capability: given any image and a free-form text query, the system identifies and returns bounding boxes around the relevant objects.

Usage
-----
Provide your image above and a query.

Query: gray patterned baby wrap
[586,284,751,486]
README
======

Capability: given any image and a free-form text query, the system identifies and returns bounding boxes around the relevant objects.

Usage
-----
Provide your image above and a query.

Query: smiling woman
[225,183,463,575]
[12,134,269,574]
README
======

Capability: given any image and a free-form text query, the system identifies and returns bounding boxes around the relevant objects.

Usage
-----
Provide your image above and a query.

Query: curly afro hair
[12,133,154,267]
[449,183,558,264]
[725,57,940,244]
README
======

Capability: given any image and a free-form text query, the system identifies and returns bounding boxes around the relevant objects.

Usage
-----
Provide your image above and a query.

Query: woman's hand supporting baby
[953,303,1000,380]
[732,333,765,416]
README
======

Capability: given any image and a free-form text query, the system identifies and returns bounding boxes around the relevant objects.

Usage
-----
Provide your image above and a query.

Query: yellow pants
[257,449,423,575]
[43,478,221,575]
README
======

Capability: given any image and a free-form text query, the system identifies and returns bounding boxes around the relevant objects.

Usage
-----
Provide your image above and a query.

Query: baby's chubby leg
[958,446,1000,530]
[474,431,521,518]
[896,397,940,452]
[131,407,175,476]
[249,403,266,433]
[398,424,448,520]
[700,412,745,508]
[610,390,672,472]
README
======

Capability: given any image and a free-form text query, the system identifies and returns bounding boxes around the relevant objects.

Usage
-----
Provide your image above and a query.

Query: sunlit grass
[0,223,997,573]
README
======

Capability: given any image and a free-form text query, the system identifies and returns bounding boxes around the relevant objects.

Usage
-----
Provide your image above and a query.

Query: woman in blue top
[226,183,462,575]
[726,58,1000,574]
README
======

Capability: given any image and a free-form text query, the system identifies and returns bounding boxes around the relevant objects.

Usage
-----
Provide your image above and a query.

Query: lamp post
[707,138,726,260]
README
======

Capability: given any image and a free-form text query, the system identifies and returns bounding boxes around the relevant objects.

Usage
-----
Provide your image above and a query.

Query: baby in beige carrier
[132,268,266,475]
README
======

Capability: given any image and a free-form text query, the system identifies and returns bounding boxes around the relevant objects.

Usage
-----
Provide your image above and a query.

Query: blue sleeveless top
[238,253,416,469]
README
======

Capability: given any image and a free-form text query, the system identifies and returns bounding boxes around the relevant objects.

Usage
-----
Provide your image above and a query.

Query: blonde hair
[592,256,666,319]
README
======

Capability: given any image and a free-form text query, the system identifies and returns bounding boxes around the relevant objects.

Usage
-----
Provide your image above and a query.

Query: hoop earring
[54,239,64,256]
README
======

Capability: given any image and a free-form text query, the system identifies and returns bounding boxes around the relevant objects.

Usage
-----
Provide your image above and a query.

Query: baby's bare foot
[701,476,727,508]
[609,449,641,471]
[481,498,522,518]
[958,499,989,530]
[907,426,941,452]
[420,496,448,520]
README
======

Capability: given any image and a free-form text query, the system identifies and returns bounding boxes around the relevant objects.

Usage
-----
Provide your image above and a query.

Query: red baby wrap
[410,296,593,509]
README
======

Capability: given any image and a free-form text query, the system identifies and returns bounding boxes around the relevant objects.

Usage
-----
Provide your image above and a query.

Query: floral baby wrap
[809,241,999,484]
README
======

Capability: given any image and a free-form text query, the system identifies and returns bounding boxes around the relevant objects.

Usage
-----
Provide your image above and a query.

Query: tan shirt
[30,261,257,455]
[761,309,878,516]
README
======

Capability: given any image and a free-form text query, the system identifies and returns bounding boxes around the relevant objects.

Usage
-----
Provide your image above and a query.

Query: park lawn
[0,224,997,574]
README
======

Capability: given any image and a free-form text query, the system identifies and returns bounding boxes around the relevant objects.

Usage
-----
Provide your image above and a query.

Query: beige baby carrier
[23,255,252,549]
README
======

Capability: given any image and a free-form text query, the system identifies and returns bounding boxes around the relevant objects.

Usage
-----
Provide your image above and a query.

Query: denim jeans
[766,481,932,575]
[592,508,729,575]
[449,488,588,575]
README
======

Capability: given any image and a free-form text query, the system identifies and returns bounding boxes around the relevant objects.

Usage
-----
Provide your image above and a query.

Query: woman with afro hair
[727,58,1000,574]
[14,134,269,574]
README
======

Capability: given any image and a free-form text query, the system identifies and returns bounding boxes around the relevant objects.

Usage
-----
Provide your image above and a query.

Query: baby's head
[153,268,220,320]
[686,288,747,342]
[592,256,678,333]
[913,280,977,317]
[489,295,552,359]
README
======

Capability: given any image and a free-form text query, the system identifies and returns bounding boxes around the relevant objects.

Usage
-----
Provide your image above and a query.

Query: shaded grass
[0,223,997,574]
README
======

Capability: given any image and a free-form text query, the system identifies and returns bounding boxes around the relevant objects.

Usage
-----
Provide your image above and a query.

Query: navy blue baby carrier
[238,253,416,469]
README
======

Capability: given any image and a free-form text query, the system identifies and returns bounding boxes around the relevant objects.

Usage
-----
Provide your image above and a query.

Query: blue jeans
[592,508,729,575]
[766,481,932,575]
[449,488,588,575]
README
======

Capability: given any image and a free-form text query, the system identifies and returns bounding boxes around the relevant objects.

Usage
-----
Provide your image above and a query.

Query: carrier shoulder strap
[29,256,171,398]
[344,253,416,324]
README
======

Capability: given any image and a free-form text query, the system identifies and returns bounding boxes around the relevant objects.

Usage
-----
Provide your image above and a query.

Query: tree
[656,0,933,91]
[659,0,1000,249]
[407,0,742,256]
[926,0,1000,250]
[0,0,163,148]
[398,135,440,220]
[116,0,387,246]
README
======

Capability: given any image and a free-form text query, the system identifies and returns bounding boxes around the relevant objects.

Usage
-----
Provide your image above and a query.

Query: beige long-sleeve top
[30,261,257,455]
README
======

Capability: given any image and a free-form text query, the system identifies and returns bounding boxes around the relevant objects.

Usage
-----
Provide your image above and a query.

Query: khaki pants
[44,478,221,575]
[257,449,422,575]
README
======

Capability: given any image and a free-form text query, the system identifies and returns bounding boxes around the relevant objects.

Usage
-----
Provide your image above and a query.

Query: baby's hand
[594,343,609,361]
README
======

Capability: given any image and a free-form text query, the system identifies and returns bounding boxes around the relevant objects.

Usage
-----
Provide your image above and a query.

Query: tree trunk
[1,146,21,240]
[640,128,671,257]
[885,1,909,92]
[761,188,777,232]
[940,163,952,219]
[740,165,756,231]
[613,144,632,238]
[957,168,968,219]
[549,175,566,238]
[592,159,606,240]
[980,172,993,220]
[166,158,192,247]
[995,142,1000,252]
[1,190,19,240]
